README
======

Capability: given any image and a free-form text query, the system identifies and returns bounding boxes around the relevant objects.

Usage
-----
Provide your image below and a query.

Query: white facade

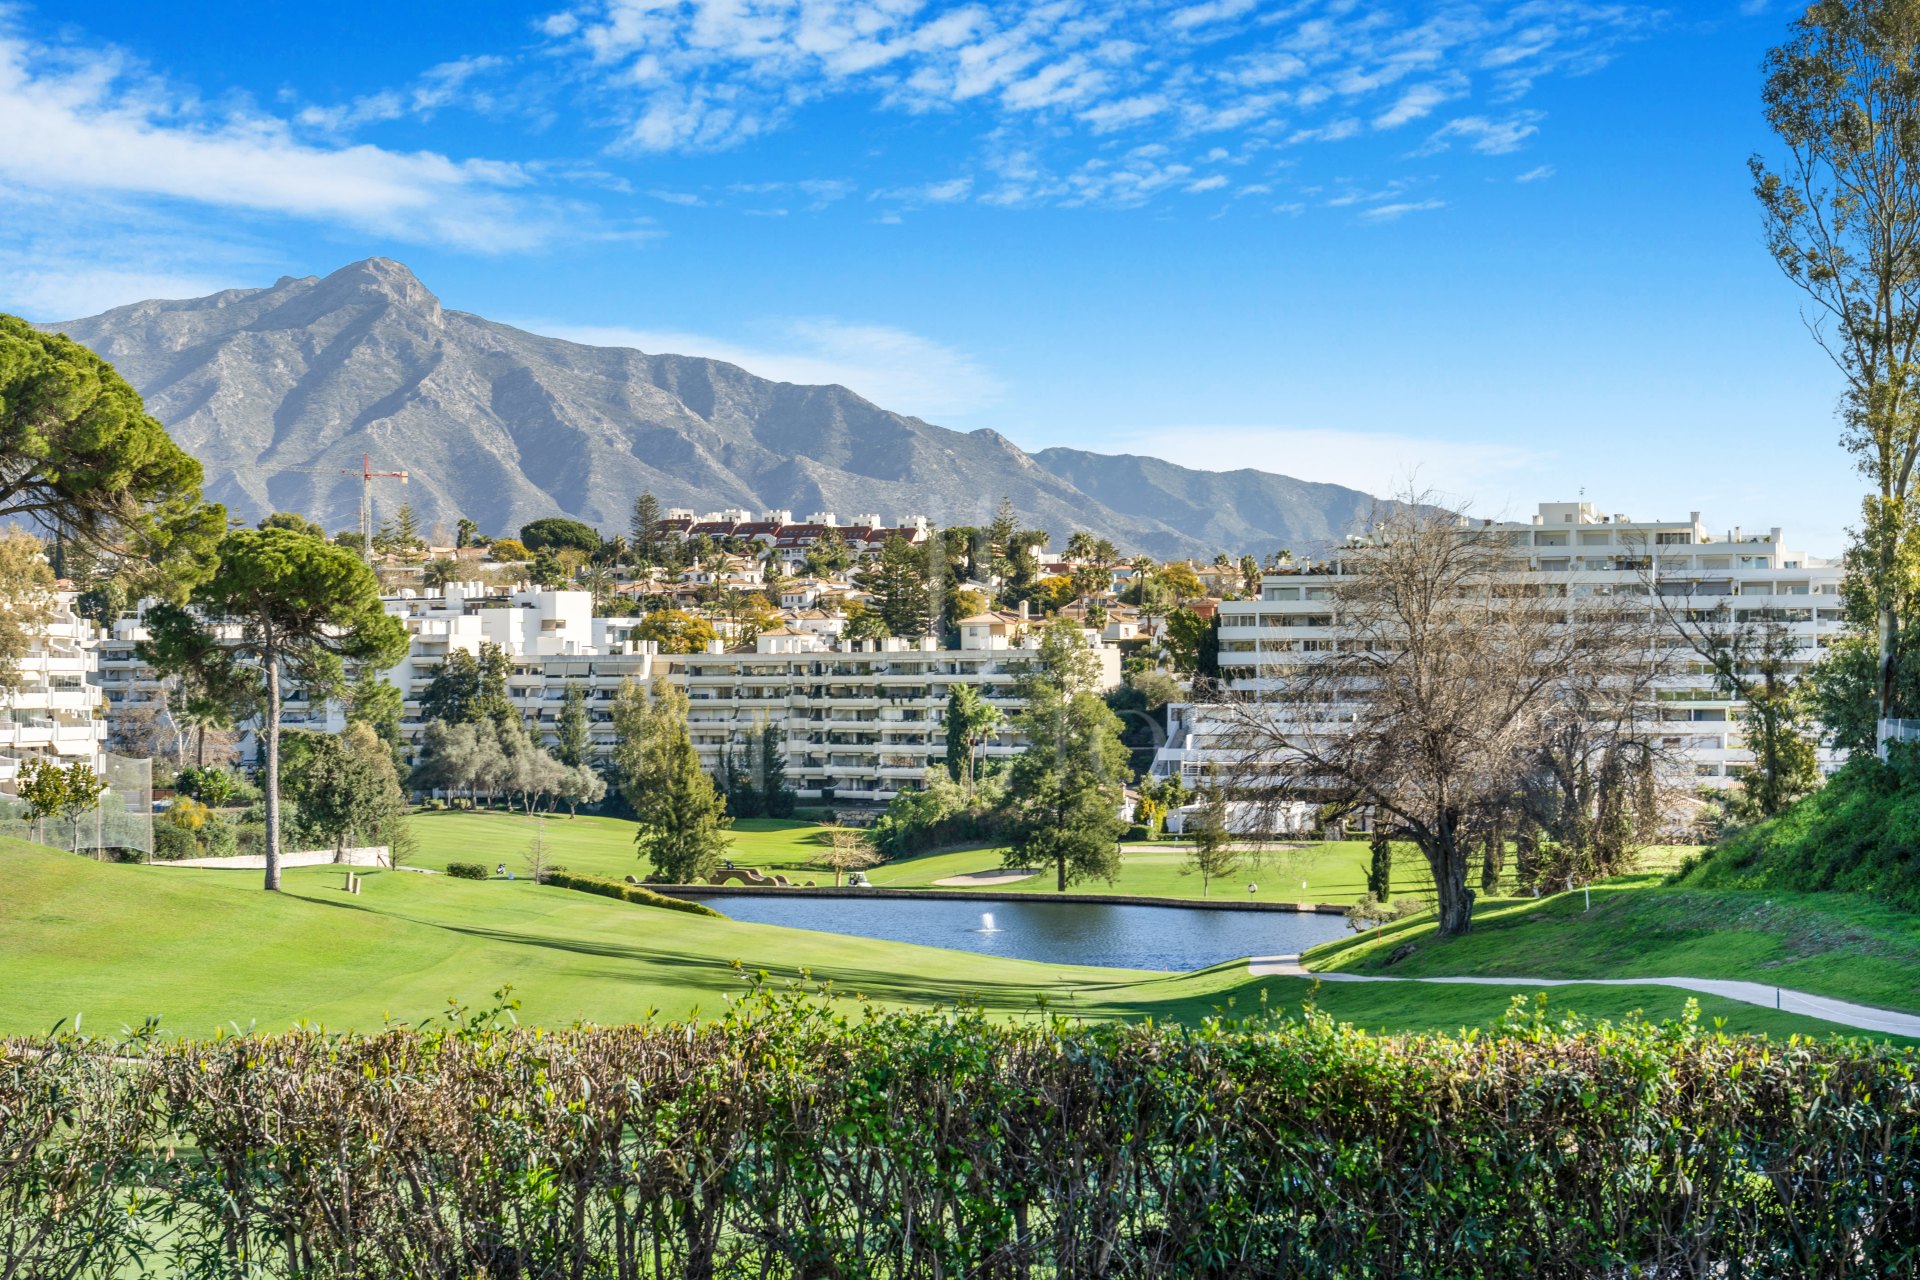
[0,593,108,792]
[95,582,1120,804]
[664,622,1122,803]
[1155,501,1847,792]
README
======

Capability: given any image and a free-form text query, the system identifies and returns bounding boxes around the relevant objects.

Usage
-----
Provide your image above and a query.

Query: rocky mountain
[46,257,1381,559]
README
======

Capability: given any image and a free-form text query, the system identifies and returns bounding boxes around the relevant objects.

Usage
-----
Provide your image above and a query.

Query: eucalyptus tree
[1755,0,1920,729]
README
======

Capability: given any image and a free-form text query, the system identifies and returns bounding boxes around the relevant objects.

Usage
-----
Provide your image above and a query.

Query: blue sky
[0,0,1858,553]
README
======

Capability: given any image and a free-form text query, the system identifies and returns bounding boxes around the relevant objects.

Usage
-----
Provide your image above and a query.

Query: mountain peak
[48,259,1383,559]
[305,257,441,317]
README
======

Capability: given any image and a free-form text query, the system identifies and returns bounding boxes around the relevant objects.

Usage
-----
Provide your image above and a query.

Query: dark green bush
[150,822,197,862]
[545,869,722,917]
[2,996,1915,1279]
[444,862,488,880]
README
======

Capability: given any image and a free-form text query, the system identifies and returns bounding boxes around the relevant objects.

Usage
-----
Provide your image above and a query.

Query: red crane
[264,453,410,561]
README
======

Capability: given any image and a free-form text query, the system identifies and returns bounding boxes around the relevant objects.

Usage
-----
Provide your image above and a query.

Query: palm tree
[1065,531,1097,563]
[423,557,460,590]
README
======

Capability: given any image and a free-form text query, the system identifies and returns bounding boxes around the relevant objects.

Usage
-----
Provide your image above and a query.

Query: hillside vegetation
[1683,755,1920,910]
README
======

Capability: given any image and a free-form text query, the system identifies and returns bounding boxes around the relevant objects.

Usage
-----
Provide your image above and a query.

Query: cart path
[1246,955,1920,1037]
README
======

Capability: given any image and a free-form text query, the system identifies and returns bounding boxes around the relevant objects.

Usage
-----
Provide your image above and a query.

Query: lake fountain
[698,896,1349,971]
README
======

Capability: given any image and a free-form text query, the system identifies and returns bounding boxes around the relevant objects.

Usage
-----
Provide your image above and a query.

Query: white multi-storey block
[662,612,1120,803]
[90,581,1121,804]
[0,592,108,793]
[1155,501,1846,793]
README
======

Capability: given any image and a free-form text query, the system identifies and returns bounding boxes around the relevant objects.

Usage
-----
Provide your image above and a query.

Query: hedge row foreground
[4,991,1918,1279]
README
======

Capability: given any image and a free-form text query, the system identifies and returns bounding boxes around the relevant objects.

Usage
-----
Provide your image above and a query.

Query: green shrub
[233,821,266,859]
[201,817,238,859]
[150,822,198,862]
[545,869,722,917]
[1,997,1915,1278]
[444,862,488,880]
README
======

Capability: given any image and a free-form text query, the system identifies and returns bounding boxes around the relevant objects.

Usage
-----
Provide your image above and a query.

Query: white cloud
[874,175,974,204]
[1372,77,1465,130]
[295,55,508,134]
[1185,174,1229,192]
[1359,197,1446,221]
[528,317,1005,419]
[543,0,1655,209]
[1417,111,1543,156]
[1514,163,1555,182]
[3,264,234,320]
[0,27,557,251]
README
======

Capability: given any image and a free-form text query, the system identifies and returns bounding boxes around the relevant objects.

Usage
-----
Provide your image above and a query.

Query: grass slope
[1685,757,1920,909]
[0,837,1884,1041]
[1308,872,1920,1016]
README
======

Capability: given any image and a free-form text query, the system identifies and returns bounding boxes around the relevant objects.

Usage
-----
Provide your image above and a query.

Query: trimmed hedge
[546,869,723,917]
[444,861,488,880]
[2,993,1916,1278]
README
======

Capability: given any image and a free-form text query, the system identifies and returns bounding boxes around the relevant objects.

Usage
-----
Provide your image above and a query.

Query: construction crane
[262,454,410,562]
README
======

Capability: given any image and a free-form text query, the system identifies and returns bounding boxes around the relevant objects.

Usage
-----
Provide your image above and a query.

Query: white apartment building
[1155,501,1847,793]
[663,611,1120,803]
[92,584,661,760]
[95,584,1119,805]
[0,592,108,793]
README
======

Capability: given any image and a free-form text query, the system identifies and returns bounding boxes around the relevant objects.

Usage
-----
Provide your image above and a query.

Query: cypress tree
[555,682,591,768]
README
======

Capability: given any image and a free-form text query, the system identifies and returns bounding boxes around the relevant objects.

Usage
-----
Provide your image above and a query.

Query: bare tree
[1215,499,1667,936]
[814,826,882,886]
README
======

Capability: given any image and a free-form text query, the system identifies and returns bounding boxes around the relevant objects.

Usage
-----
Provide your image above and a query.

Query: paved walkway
[1247,956,1920,1038]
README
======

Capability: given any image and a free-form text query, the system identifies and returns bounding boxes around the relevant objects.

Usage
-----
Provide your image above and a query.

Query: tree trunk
[1881,598,1898,732]
[263,657,283,892]
[1480,820,1505,897]
[1057,854,1067,893]
[1426,816,1474,937]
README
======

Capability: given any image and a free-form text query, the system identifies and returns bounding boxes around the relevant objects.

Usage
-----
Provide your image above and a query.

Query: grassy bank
[1307,871,1920,1016]
[0,836,1870,1039]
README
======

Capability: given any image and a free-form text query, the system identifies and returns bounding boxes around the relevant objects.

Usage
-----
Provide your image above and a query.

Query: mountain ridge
[44,257,1381,558]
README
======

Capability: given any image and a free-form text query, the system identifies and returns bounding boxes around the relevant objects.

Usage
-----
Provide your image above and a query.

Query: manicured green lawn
[0,837,1881,1041]
[413,809,1441,904]
[409,809,835,881]
[1307,873,1920,1016]
[868,841,1438,903]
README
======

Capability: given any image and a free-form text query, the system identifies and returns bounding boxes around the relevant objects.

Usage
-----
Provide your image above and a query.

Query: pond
[700,894,1351,972]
